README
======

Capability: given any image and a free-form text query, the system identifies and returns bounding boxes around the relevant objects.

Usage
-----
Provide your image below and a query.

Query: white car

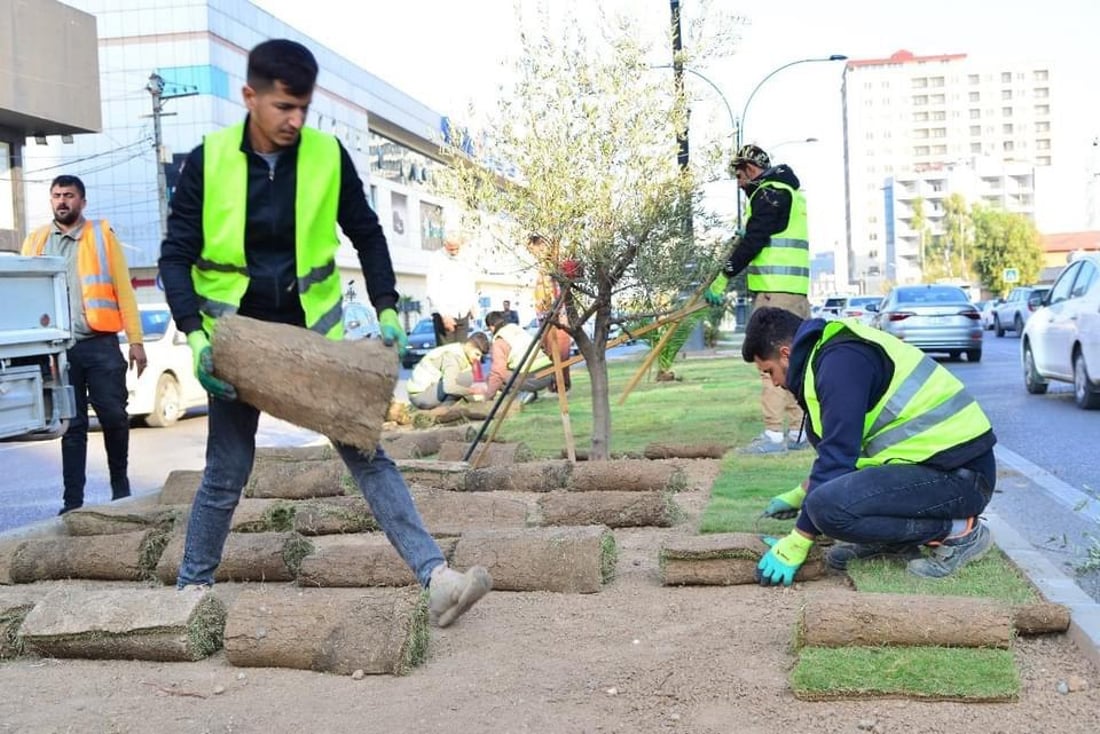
[120,305,207,426]
[1021,253,1100,409]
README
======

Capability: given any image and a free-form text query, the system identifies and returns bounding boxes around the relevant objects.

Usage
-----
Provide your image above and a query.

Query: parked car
[841,295,883,326]
[119,305,207,427]
[1020,253,1100,409]
[402,317,437,369]
[992,285,1050,337]
[976,299,1000,330]
[820,294,851,320]
[871,284,983,362]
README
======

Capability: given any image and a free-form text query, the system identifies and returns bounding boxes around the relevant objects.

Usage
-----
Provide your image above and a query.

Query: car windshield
[120,309,171,344]
[848,297,879,308]
[895,287,968,305]
[824,298,846,308]
[409,319,435,336]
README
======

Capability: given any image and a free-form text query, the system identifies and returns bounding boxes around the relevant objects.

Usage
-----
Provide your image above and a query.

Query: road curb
[985,508,1100,671]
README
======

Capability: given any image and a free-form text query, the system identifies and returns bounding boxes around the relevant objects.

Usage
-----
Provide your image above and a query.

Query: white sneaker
[428,564,492,627]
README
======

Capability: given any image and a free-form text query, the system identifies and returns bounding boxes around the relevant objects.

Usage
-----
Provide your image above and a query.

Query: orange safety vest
[22,220,125,333]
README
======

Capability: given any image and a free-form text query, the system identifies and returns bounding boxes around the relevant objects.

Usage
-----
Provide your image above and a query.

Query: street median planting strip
[223,586,427,675]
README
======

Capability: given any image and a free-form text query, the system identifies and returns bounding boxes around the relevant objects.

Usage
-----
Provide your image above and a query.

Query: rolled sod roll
[451,525,616,593]
[155,531,312,585]
[254,443,336,463]
[643,442,728,460]
[435,441,532,466]
[7,530,169,583]
[211,314,397,452]
[296,534,457,588]
[158,469,203,505]
[0,540,26,585]
[396,460,468,491]
[223,587,428,675]
[537,490,677,528]
[0,590,39,658]
[244,457,350,500]
[229,498,294,533]
[567,460,686,493]
[62,504,182,536]
[659,532,826,586]
[291,495,378,535]
[798,592,1014,649]
[464,460,573,493]
[377,427,471,459]
[1011,601,1071,635]
[18,586,226,662]
[411,487,531,535]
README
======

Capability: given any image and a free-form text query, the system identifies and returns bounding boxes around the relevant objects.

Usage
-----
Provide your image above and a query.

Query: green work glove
[763,484,807,520]
[756,531,814,587]
[186,331,237,401]
[378,308,408,356]
[704,273,729,306]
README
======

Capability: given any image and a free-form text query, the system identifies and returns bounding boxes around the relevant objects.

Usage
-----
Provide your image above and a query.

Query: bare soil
[2,459,1098,734]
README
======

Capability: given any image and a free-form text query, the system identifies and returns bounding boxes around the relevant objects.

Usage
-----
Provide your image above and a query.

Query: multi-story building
[841,49,1055,292]
[18,0,530,321]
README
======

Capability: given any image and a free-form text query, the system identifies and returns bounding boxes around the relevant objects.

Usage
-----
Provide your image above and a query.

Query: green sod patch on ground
[698,453,812,535]
[846,550,1038,604]
[791,646,1020,702]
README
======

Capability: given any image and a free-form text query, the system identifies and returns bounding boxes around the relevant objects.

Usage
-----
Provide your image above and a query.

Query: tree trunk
[585,345,612,461]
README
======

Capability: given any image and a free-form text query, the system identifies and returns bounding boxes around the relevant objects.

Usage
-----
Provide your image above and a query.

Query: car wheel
[145,373,182,428]
[966,349,982,363]
[949,350,962,361]
[1023,343,1048,395]
[1073,351,1100,410]
[994,315,1005,337]
[1013,314,1024,335]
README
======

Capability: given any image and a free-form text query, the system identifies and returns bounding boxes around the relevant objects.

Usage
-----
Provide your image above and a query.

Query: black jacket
[721,164,801,282]
[159,119,399,335]
[785,318,997,536]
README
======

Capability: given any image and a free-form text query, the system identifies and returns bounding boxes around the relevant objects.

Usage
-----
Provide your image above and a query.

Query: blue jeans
[176,397,445,587]
[62,333,131,508]
[802,464,994,546]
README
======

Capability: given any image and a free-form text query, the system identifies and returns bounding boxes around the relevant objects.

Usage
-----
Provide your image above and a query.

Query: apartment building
[841,50,1055,292]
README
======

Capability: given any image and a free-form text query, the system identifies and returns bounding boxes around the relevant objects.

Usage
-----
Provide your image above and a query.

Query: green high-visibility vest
[745,180,810,295]
[196,122,344,339]
[804,320,992,466]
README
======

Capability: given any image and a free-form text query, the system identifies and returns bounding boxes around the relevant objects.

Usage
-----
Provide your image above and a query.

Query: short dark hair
[485,311,506,331]
[467,332,490,354]
[741,307,804,362]
[247,39,318,96]
[50,175,85,198]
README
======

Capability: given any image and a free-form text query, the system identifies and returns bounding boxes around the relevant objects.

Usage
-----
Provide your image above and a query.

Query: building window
[932,110,946,121]
[931,76,945,87]
[1034,87,1049,98]
[1001,72,1012,83]
[931,94,945,105]
[1001,89,1012,100]
[912,94,928,105]
[1002,107,1013,117]
[1036,139,1051,150]
[1037,156,1051,166]
[932,128,946,138]
[969,91,980,102]
[1003,141,1015,152]
[914,128,929,139]
[913,111,929,122]
[420,202,444,251]
[1003,123,1013,134]
[1036,121,1050,132]
[932,145,947,155]
[1034,69,1049,81]
[970,125,981,136]
[914,145,930,156]
[969,108,980,119]
[971,142,982,153]
[1035,104,1050,115]
[912,77,928,88]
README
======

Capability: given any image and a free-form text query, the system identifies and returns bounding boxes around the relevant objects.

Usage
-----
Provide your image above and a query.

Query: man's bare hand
[129,344,148,378]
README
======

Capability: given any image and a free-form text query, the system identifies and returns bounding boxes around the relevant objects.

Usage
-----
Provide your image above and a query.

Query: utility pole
[144,72,197,240]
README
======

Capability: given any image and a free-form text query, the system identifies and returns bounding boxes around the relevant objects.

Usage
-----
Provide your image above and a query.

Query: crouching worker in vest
[744,307,998,585]
[484,310,555,405]
[157,39,490,626]
[407,332,490,410]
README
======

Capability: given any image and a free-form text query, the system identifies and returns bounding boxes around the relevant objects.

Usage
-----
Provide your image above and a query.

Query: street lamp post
[735,54,847,230]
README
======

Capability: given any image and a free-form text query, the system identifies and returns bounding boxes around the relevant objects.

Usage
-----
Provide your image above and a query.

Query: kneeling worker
[406,332,490,410]
[484,310,555,404]
[744,307,997,585]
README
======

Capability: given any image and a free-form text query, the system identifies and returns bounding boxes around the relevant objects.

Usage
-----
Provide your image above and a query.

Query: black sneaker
[825,541,922,571]
[908,522,993,578]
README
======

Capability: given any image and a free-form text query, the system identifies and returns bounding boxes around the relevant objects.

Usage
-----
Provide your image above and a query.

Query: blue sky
[254,0,1100,247]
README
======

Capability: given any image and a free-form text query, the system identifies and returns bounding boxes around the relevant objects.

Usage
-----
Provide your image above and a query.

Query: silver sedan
[870,284,984,362]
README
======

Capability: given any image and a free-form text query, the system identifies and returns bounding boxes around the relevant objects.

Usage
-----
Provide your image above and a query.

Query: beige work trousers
[752,292,812,434]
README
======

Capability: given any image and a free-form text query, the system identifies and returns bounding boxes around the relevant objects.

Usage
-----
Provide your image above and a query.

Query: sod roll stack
[451,526,616,593]
[7,530,168,583]
[159,469,204,505]
[223,587,428,675]
[211,314,397,452]
[297,534,458,587]
[464,460,572,493]
[567,460,686,493]
[659,532,826,585]
[18,587,226,662]
[538,490,677,528]
[61,504,181,536]
[395,459,468,491]
[156,531,312,584]
[436,441,531,466]
[244,457,349,500]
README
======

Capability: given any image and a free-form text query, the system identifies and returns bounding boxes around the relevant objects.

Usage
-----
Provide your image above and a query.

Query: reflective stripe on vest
[24,220,124,333]
[803,320,992,467]
[745,180,810,295]
[495,323,552,371]
[199,123,344,339]
[407,342,468,395]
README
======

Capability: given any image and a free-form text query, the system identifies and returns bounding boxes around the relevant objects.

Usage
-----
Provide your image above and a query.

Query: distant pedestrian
[502,299,520,325]
[426,228,479,344]
[22,174,147,515]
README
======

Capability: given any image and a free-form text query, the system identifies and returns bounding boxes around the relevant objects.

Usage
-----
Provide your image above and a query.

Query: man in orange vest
[22,175,147,514]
